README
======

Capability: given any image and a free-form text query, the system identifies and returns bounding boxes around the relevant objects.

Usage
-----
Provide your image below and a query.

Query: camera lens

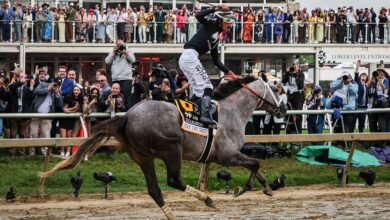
[314,90,319,95]
[342,75,348,80]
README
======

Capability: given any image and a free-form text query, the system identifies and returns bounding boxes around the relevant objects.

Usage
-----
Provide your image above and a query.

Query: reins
[223,73,281,109]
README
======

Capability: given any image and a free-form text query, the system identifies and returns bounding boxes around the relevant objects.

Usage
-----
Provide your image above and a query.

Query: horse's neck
[219,84,259,131]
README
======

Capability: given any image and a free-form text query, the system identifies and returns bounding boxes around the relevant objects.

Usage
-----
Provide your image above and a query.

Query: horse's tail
[39,116,127,178]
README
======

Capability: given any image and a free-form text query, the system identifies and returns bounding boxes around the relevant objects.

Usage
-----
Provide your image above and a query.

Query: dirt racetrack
[1,184,389,220]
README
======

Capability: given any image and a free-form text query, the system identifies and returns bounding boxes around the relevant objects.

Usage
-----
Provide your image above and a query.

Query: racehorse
[40,74,286,219]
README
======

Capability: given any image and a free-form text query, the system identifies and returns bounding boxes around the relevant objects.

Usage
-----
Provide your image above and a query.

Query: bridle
[223,73,282,110]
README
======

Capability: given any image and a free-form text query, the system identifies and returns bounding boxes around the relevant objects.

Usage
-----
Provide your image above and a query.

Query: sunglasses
[98,80,106,83]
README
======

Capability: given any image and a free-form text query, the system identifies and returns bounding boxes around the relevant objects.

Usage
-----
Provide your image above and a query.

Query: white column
[219,44,225,78]
[31,0,35,6]
[79,0,83,8]
[368,63,376,77]
[150,0,153,7]
[126,0,130,9]
[314,48,319,86]
[19,44,25,70]
[172,0,176,9]
[103,0,107,8]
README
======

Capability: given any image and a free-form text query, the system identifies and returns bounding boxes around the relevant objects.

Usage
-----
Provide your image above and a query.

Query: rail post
[341,141,357,187]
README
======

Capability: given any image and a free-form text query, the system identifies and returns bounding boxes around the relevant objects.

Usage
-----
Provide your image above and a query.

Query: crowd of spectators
[0,53,389,156]
[0,40,189,157]
[249,61,390,149]
[1,1,390,44]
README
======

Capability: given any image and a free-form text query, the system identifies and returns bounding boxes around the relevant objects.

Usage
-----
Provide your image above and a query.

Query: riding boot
[200,95,216,126]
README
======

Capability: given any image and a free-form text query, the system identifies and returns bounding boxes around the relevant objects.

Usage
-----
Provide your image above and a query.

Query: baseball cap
[314,85,322,91]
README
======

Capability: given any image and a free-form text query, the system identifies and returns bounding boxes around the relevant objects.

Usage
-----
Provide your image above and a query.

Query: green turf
[0,150,389,196]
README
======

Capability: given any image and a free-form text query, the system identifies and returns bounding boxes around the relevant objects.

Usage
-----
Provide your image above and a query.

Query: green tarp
[296,145,381,167]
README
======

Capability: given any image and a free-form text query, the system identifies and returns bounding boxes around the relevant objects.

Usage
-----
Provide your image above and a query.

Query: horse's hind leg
[128,149,176,220]
[162,150,215,208]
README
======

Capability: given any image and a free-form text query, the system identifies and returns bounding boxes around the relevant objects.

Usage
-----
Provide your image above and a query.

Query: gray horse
[40,75,286,219]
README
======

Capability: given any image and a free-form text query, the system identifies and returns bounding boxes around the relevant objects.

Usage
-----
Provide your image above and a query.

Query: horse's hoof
[263,188,273,197]
[233,187,244,197]
[205,196,215,208]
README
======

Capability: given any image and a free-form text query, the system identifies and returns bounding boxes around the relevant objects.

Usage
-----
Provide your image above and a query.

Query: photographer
[151,77,175,102]
[30,70,63,155]
[282,64,305,134]
[367,70,389,135]
[326,72,358,147]
[306,85,326,145]
[103,83,126,113]
[105,39,136,110]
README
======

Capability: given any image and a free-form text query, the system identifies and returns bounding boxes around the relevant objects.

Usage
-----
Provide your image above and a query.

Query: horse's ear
[268,82,278,92]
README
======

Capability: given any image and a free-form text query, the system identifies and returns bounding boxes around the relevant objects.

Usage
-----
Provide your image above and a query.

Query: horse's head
[256,80,287,119]
[214,74,286,118]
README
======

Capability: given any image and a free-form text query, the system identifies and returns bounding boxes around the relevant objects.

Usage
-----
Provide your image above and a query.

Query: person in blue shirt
[264,8,274,43]
[0,1,14,42]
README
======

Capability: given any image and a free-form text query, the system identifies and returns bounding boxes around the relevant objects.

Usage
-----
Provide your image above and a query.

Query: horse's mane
[212,75,257,100]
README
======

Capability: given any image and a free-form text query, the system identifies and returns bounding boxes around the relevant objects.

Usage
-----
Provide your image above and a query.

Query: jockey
[179,5,236,125]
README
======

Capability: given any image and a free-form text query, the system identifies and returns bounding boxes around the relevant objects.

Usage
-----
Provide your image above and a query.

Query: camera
[372,71,379,77]
[289,66,295,72]
[111,94,118,99]
[26,74,34,80]
[342,75,348,81]
[115,44,126,54]
[314,90,320,95]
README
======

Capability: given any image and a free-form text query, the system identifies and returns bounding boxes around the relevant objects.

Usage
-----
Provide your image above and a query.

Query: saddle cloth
[175,99,212,136]
[175,99,218,163]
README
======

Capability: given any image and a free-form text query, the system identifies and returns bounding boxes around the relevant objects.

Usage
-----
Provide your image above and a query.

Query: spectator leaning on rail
[282,64,305,134]
[30,70,63,155]
[326,71,358,135]
[102,82,126,113]
[105,39,136,110]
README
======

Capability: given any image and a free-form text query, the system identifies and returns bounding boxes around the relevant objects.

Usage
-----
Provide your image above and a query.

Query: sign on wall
[318,48,390,64]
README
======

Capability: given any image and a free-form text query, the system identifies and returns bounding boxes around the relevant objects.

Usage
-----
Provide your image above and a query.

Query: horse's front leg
[256,172,273,196]
[219,152,260,197]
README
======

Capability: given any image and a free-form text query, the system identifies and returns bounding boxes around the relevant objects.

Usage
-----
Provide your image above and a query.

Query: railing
[1,108,389,136]
[1,108,389,193]
[2,20,390,45]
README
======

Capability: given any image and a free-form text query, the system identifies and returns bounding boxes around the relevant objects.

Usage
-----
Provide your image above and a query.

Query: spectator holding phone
[306,85,326,145]
[60,84,83,158]
[367,69,389,135]
[103,83,126,113]
[353,60,369,133]
[30,70,63,155]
